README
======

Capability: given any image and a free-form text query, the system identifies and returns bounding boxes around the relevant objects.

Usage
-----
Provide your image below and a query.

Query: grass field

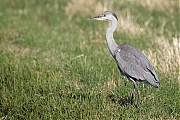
[0,0,179,119]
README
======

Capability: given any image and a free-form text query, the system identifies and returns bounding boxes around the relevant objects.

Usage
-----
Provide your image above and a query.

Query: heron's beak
[88,15,103,20]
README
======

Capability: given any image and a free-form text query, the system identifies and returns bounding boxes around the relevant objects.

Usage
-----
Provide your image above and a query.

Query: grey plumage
[114,44,159,87]
[88,11,160,111]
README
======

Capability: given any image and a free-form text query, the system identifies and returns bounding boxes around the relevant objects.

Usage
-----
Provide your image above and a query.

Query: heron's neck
[106,18,118,56]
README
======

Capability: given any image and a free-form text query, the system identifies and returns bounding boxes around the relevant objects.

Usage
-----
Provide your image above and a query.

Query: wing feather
[114,44,160,87]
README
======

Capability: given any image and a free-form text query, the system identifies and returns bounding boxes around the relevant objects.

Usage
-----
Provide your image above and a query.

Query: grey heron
[88,11,160,110]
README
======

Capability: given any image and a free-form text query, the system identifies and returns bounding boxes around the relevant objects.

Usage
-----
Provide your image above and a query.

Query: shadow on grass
[107,94,132,106]
[66,91,134,107]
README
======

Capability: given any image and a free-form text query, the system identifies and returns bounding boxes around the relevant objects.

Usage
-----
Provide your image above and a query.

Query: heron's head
[88,11,118,21]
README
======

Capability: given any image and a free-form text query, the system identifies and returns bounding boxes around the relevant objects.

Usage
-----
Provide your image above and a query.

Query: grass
[0,0,179,119]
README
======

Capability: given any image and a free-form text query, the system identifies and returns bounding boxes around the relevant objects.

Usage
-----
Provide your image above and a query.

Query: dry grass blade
[64,0,113,20]
[144,36,180,79]
[133,0,177,12]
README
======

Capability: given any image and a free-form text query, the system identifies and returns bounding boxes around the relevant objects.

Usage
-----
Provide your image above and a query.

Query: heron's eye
[102,14,106,17]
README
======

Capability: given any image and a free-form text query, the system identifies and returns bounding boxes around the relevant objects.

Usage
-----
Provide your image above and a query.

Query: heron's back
[114,44,160,88]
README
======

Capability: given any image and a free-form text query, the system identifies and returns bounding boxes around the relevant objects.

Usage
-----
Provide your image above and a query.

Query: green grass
[0,0,179,119]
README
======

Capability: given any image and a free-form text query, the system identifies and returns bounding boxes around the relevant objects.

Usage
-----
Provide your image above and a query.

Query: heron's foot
[134,102,140,113]
[137,107,140,113]
[136,89,141,113]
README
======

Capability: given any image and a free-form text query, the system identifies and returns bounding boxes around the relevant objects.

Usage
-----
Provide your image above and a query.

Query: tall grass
[0,0,179,119]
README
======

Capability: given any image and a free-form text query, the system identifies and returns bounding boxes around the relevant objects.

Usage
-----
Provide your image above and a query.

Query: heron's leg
[137,89,140,109]
[131,80,140,110]
[131,84,136,105]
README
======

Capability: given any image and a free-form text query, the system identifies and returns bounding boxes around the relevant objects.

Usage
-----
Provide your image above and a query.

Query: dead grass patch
[133,0,177,13]
[65,1,145,35]
[90,39,106,43]
[117,10,144,35]
[144,36,180,80]
[64,0,114,18]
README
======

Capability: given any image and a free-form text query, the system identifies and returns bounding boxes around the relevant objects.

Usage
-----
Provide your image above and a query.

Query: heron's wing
[114,44,160,87]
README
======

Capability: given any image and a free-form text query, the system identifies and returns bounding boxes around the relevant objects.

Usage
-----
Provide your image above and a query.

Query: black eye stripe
[112,13,118,21]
